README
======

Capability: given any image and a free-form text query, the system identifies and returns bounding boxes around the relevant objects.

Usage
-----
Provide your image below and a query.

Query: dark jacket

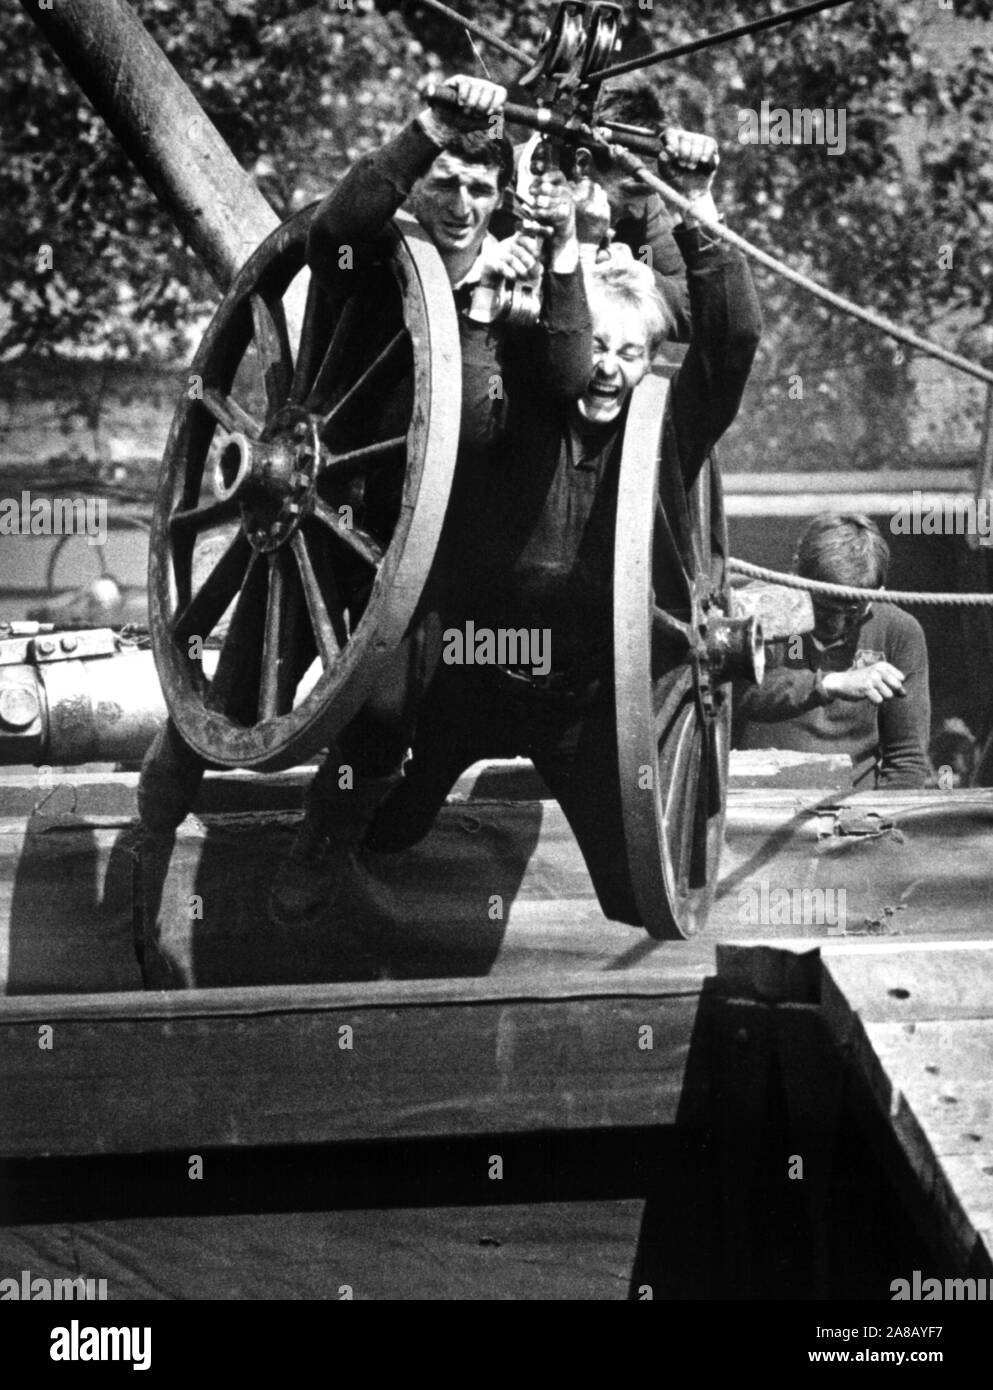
[470,225,762,664]
[306,119,593,461]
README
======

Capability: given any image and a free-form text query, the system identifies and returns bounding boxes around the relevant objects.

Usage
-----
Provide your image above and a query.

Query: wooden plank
[133,806,660,990]
[866,1021,993,1162]
[5,787,993,995]
[716,940,993,1012]
[725,749,852,790]
[0,985,704,1158]
[0,1200,646,1300]
[843,1018,993,1272]
[804,943,993,1272]
[0,817,142,995]
[714,942,993,1274]
[823,944,993,1026]
[134,790,993,988]
[0,963,708,1021]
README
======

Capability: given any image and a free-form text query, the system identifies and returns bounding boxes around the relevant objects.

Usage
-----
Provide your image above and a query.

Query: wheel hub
[703,610,765,684]
[689,595,764,720]
[213,415,324,553]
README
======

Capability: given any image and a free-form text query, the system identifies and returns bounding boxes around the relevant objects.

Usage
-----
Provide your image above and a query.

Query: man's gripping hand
[521,169,580,272]
[823,661,907,705]
[478,233,542,286]
[417,75,507,144]
[657,128,720,228]
[569,175,612,249]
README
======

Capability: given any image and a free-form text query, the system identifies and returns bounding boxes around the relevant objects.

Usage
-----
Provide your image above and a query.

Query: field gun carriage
[5,1,993,1304]
[10,0,775,941]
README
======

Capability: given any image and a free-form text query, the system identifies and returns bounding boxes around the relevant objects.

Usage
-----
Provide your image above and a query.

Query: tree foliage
[2,0,992,468]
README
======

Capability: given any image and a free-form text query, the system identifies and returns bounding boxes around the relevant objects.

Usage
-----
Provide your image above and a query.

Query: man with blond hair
[367,130,762,927]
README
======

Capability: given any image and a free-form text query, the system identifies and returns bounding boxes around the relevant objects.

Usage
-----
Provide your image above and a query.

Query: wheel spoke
[172,531,253,646]
[205,553,266,719]
[289,277,336,406]
[319,435,407,482]
[169,496,241,534]
[290,530,347,668]
[258,551,289,722]
[202,387,262,439]
[653,664,694,743]
[689,719,713,886]
[676,752,702,895]
[654,401,700,597]
[312,498,383,567]
[250,293,294,416]
[652,605,692,644]
[320,330,408,432]
[662,711,701,892]
[304,296,362,411]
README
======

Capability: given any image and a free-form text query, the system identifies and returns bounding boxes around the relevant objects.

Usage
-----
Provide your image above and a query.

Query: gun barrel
[0,632,166,767]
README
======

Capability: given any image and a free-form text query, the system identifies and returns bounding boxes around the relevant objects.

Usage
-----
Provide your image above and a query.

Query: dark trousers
[366,662,640,926]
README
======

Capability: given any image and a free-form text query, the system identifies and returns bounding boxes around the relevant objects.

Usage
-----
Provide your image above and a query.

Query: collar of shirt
[452,233,500,292]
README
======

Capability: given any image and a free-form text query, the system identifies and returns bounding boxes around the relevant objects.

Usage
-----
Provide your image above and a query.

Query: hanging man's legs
[137,717,208,834]
[365,664,496,853]
[267,623,440,927]
[527,691,642,927]
[266,710,409,928]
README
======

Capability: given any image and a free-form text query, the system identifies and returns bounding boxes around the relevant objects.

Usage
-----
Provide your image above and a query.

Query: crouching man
[733,514,931,789]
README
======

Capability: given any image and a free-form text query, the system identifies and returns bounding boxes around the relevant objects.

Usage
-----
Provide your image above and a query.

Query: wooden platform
[2,768,992,1297]
[3,768,993,993]
[718,939,993,1280]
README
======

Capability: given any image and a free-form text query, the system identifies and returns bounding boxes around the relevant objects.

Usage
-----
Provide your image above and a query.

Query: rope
[729,557,993,606]
[590,0,856,83]
[415,0,530,66]
[608,146,993,389]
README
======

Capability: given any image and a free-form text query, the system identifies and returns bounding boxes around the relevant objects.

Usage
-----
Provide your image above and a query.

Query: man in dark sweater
[266,74,595,925]
[138,75,590,907]
[366,132,763,926]
[732,514,931,788]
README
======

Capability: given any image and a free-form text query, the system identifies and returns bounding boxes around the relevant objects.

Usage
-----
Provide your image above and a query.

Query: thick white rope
[729,557,993,606]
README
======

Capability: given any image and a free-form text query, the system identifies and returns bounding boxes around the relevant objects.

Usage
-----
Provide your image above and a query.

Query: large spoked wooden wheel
[614,372,762,940]
[149,207,460,771]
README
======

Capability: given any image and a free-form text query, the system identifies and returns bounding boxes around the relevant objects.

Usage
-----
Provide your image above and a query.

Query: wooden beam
[0,1199,648,1300]
[0,968,706,1158]
[715,941,993,1275]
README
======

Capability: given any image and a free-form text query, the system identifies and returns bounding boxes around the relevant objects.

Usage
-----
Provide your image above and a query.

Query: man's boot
[267,762,403,928]
[137,719,206,833]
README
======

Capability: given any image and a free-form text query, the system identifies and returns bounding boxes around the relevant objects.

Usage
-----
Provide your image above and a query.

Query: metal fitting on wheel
[704,612,765,685]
